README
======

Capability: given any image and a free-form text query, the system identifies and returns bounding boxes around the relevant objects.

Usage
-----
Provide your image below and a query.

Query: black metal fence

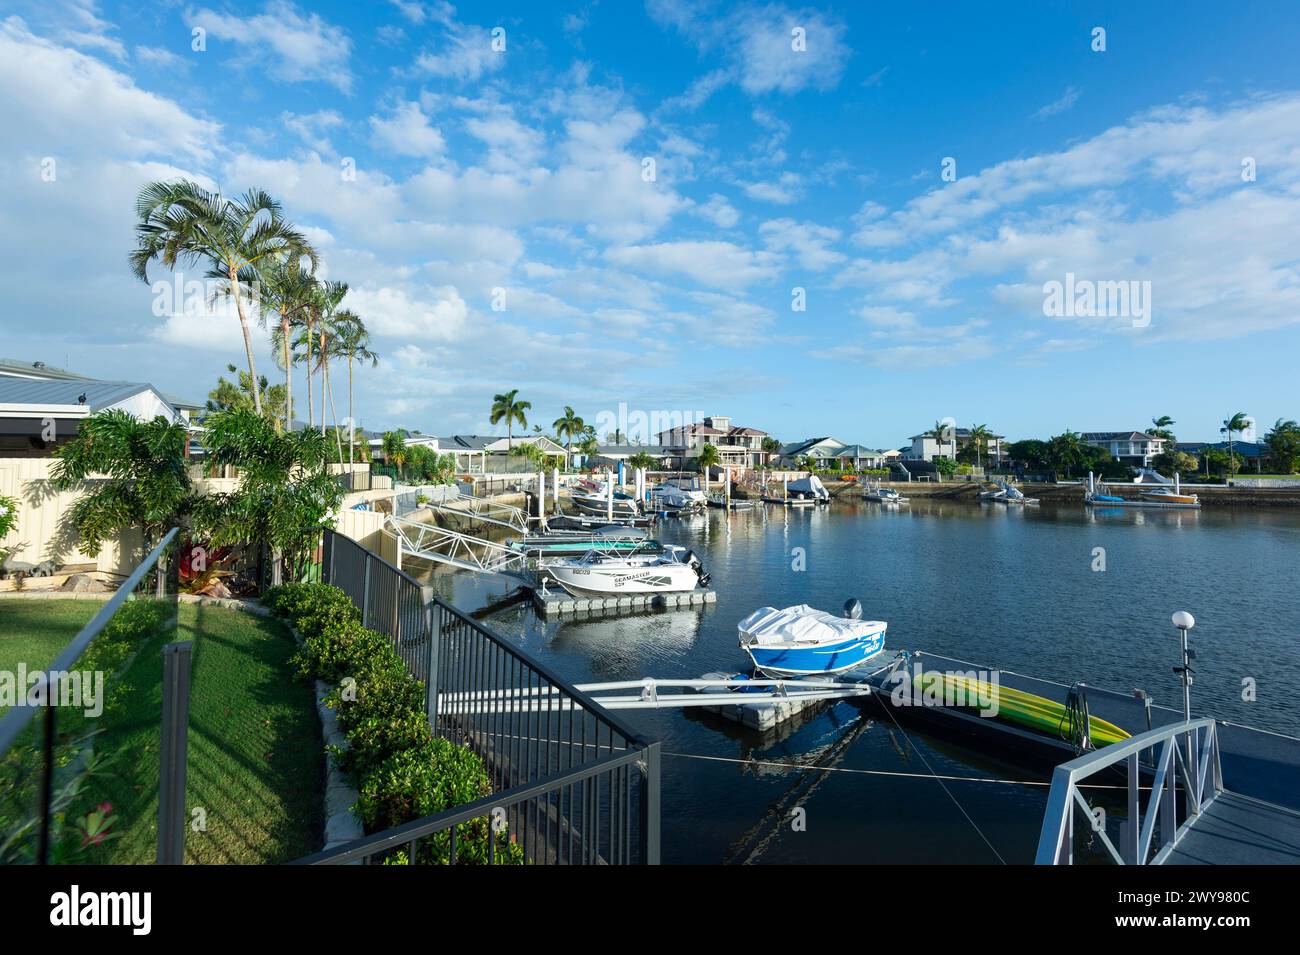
[303,529,659,864]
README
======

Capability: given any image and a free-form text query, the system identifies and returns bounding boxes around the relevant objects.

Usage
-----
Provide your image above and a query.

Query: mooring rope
[663,750,1051,785]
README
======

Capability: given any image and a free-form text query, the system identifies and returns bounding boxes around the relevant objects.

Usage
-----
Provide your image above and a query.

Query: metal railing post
[157,641,193,865]
[361,555,372,629]
[36,679,55,865]
[1126,753,1140,864]
[424,604,440,730]
[640,741,661,864]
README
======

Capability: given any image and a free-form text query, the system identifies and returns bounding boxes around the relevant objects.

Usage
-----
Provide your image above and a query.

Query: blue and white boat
[738,602,887,676]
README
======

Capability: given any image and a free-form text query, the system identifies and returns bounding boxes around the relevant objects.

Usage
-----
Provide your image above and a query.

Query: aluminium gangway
[1035,717,1300,865]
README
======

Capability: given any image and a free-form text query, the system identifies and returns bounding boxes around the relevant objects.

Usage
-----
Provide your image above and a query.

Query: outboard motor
[684,549,710,586]
[843,597,863,620]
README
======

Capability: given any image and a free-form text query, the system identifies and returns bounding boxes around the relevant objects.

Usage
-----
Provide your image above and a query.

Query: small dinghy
[738,600,887,676]
[864,485,908,504]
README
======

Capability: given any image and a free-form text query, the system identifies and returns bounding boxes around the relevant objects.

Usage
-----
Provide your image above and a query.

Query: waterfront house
[1082,431,1165,468]
[590,444,677,470]
[777,436,845,467]
[0,359,197,577]
[904,428,1006,464]
[655,415,771,470]
[833,445,890,469]
[432,434,570,473]
[1176,440,1267,473]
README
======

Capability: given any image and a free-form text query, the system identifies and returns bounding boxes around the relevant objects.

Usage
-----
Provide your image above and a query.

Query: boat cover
[738,605,887,646]
[786,475,830,499]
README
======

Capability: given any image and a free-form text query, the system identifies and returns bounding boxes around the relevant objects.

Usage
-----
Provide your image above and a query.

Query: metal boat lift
[386,513,532,579]
[406,489,529,533]
[437,677,874,715]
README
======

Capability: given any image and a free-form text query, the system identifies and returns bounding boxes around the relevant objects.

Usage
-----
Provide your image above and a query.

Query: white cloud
[282,109,344,153]
[345,284,468,340]
[1033,86,1081,120]
[759,218,844,269]
[370,101,445,156]
[647,1,851,101]
[842,94,1300,343]
[190,2,353,93]
[0,19,219,162]
[605,240,779,288]
[742,172,802,204]
[695,193,740,228]
[134,45,186,70]
[410,4,504,82]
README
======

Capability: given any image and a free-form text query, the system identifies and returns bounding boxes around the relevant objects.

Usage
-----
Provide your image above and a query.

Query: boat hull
[571,495,640,517]
[744,631,886,676]
[548,563,701,597]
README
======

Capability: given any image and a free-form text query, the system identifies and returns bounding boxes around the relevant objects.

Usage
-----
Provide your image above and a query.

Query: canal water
[422,499,1300,864]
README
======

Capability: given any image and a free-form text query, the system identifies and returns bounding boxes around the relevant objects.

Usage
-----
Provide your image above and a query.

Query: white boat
[996,481,1039,505]
[787,475,831,504]
[569,480,641,518]
[864,485,909,504]
[738,600,887,676]
[545,544,709,597]
[649,480,707,513]
[981,480,1038,505]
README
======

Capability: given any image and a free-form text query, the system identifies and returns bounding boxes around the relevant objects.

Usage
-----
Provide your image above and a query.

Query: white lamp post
[1171,611,1196,724]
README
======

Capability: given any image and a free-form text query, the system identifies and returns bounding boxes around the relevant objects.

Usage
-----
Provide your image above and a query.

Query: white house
[1082,432,1166,468]
[905,428,1005,464]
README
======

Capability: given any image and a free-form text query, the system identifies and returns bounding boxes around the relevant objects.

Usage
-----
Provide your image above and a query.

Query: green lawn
[0,599,101,693]
[0,598,323,863]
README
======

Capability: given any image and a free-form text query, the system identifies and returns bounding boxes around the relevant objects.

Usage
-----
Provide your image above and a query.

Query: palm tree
[552,406,585,467]
[930,420,954,463]
[698,443,721,492]
[49,410,194,560]
[1047,429,1086,479]
[333,313,378,465]
[1150,415,1176,442]
[1221,412,1249,477]
[130,180,315,415]
[490,390,531,450]
[382,431,409,477]
[309,280,349,437]
[968,423,991,472]
[261,261,317,431]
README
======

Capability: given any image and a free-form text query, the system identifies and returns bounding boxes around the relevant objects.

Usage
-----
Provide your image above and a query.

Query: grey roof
[834,444,884,457]
[1,357,201,410]
[595,444,675,456]
[437,435,496,451]
[0,358,91,381]
[0,377,154,411]
[779,437,842,456]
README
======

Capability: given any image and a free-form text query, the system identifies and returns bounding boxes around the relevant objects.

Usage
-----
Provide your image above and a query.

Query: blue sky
[2,0,1299,447]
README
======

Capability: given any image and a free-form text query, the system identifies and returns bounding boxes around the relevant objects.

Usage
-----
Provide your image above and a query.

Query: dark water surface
[422,499,1300,864]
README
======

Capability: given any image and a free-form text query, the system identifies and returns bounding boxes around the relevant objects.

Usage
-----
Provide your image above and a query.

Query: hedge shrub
[264,582,522,864]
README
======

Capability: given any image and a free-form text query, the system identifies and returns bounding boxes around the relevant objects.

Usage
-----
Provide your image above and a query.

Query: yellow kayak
[912,672,1131,747]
